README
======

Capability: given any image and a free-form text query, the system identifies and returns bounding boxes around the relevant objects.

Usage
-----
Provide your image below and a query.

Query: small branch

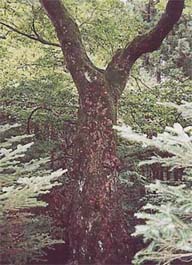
[27,106,51,134]
[132,76,142,91]
[0,21,61,48]
[79,7,96,28]
[31,17,41,40]
[26,105,78,134]
[131,74,152,90]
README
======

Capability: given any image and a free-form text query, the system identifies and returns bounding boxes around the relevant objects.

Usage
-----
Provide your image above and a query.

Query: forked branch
[0,21,60,47]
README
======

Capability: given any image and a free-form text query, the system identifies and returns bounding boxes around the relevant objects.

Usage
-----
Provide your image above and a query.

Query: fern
[0,124,66,264]
[115,123,192,169]
[159,101,192,121]
[115,102,192,265]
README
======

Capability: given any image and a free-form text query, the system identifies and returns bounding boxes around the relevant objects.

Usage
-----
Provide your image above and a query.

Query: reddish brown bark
[67,72,131,263]
[40,0,184,263]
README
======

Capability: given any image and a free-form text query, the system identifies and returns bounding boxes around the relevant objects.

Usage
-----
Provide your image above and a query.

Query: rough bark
[67,74,131,264]
[40,0,185,263]
[40,1,130,263]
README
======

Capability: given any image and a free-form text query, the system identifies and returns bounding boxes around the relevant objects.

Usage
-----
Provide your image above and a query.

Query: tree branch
[27,106,51,134]
[0,21,61,47]
[106,0,185,96]
[40,0,97,86]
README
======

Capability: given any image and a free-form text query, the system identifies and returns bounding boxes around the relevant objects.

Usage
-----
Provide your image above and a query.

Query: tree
[38,1,185,264]
[1,0,185,264]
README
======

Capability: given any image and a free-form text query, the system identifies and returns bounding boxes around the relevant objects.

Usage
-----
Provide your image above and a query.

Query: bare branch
[106,0,185,96]
[0,21,61,47]
[27,106,51,134]
[31,17,41,39]
[131,74,152,90]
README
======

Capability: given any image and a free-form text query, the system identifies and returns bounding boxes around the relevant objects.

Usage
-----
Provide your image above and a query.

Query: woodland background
[0,0,192,265]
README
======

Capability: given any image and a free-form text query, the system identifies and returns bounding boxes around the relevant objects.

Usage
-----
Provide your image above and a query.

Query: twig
[0,21,61,48]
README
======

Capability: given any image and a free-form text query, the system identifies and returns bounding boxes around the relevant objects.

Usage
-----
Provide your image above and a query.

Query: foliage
[159,101,192,122]
[119,86,181,135]
[115,102,192,265]
[1,0,191,138]
[0,123,66,264]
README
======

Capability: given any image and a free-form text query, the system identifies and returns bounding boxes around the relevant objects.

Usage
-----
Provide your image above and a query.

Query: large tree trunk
[40,0,184,263]
[67,73,131,264]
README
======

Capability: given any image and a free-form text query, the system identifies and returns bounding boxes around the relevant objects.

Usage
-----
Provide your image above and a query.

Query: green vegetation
[116,102,192,264]
[0,0,191,264]
[0,123,66,264]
